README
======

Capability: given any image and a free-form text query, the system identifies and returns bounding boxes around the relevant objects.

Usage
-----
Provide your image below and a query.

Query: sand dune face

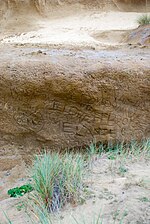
[0,0,147,19]
[0,0,147,35]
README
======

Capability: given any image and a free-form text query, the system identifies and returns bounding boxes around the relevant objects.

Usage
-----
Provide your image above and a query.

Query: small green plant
[108,154,116,160]
[113,210,120,221]
[139,197,150,202]
[118,166,128,176]
[16,202,26,211]
[137,14,150,25]
[113,209,128,223]
[8,184,33,197]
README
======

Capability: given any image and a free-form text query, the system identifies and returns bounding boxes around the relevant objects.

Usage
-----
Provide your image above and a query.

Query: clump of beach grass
[87,139,150,162]
[29,152,85,214]
[86,139,150,176]
[137,14,150,25]
[4,139,150,224]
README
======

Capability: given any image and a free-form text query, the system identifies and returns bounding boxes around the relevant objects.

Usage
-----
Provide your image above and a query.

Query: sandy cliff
[0,1,149,170]
[0,46,150,170]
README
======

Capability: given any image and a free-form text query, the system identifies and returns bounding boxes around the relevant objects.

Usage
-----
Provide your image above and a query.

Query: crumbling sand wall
[0,47,150,170]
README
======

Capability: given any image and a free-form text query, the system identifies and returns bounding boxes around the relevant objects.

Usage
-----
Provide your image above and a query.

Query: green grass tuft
[3,139,150,224]
[29,152,85,213]
[87,139,150,162]
[137,14,150,25]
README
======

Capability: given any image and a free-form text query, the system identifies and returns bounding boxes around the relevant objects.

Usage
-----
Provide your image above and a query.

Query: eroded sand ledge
[0,0,150,170]
[0,45,150,170]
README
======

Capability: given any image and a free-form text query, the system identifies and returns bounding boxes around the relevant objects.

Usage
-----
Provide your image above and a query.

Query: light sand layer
[1,11,148,47]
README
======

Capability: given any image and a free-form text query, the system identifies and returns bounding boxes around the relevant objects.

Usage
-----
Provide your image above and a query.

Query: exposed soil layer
[0,45,150,171]
[126,24,150,46]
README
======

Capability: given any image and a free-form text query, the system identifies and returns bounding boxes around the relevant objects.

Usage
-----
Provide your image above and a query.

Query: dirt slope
[126,24,150,46]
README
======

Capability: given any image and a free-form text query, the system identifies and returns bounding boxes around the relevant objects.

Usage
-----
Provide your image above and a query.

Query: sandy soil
[1,11,148,47]
[0,155,150,224]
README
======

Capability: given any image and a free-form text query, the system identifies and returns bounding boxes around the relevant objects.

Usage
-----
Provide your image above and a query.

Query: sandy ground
[1,10,149,48]
[0,155,150,224]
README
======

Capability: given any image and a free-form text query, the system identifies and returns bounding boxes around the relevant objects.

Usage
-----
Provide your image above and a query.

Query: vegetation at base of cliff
[90,139,150,161]
[29,152,85,213]
[137,14,150,25]
[3,139,150,224]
